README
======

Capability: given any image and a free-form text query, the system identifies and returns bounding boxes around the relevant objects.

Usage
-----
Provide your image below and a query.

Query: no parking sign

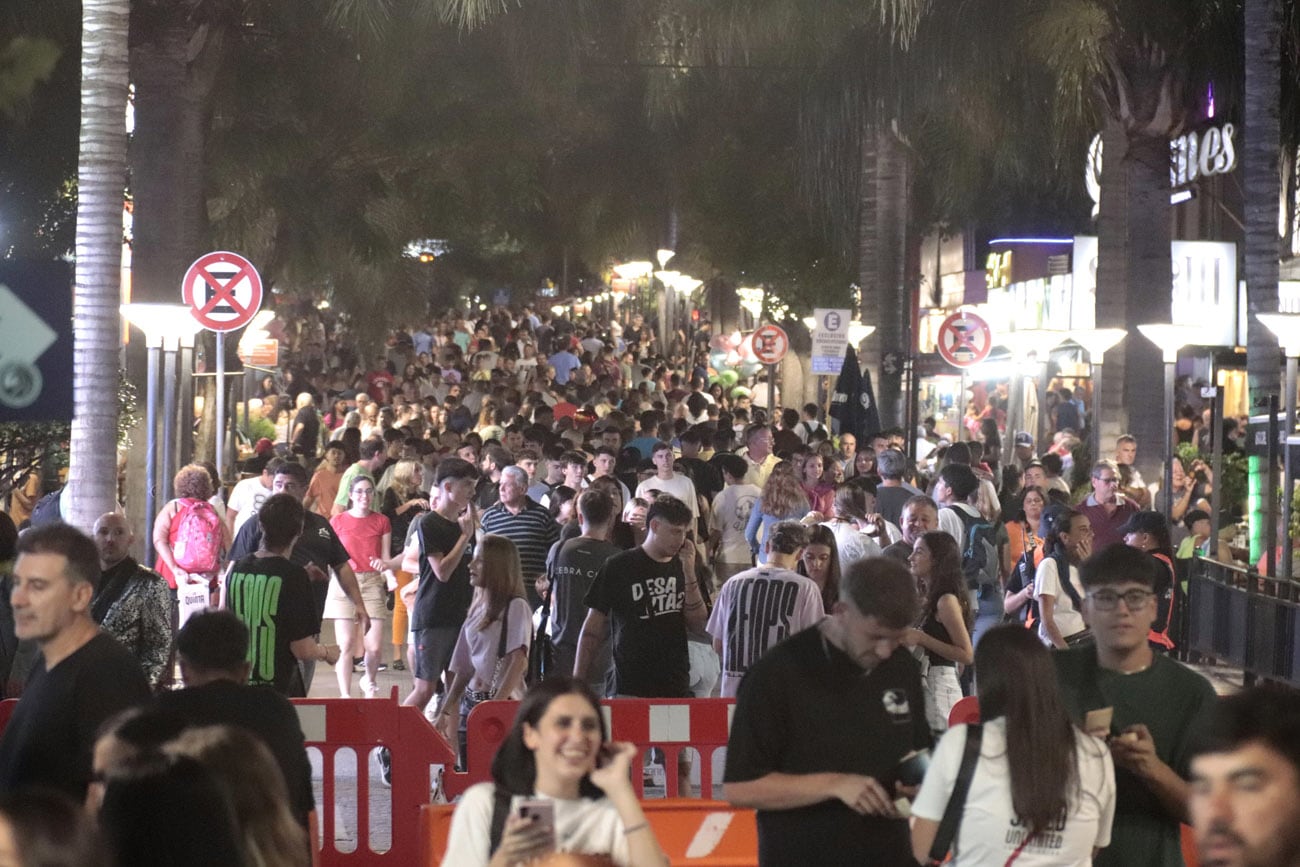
[936,311,993,368]
[182,251,263,333]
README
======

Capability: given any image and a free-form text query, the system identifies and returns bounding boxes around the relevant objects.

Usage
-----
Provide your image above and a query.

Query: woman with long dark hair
[906,531,974,734]
[1033,507,1094,649]
[436,535,533,766]
[798,524,841,610]
[911,625,1115,865]
[441,678,669,867]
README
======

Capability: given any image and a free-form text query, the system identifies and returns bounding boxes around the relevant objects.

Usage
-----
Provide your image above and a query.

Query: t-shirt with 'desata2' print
[582,546,691,698]
[226,554,318,697]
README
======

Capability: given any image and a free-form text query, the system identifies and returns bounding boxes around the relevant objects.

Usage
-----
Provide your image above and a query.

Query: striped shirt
[480,498,561,584]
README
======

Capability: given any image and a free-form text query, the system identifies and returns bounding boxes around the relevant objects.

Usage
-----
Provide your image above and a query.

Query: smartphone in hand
[517,799,556,849]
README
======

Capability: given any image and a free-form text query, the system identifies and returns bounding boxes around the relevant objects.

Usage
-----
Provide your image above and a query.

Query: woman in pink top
[327,475,393,698]
[798,453,835,517]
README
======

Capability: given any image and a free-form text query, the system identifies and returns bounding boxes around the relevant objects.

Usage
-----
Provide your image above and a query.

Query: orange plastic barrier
[449,698,736,801]
[293,690,458,866]
[419,799,758,866]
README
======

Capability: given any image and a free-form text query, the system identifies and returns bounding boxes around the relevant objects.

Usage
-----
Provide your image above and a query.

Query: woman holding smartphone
[441,677,670,867]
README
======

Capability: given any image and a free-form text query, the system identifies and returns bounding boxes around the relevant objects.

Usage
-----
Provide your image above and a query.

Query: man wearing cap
[1079,459,1140,550]
[1013,432,1035,466]
[875,449,922,528]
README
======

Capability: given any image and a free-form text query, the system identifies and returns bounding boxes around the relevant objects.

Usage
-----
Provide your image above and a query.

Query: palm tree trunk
[859,124,910,431]
[67,0,130,531]
[1094,123,1129,451]
[1244,0,1283,563]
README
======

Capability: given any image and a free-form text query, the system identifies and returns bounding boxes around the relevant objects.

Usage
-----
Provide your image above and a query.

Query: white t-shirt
[1034,557,1087,645]
[450,597,533,696]
[938,502,980,547]
[440,782,631,867]
[227,476,272,534]
[706,566,824,697]
[822,519,884,567]
[635,472,699,522]
[710,484,761,564]
[913,719,1115,867]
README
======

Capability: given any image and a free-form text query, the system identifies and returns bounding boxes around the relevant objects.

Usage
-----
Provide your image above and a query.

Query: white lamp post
[1257,313,1300,578]
[1065,327,1128,466]
[120,304,204,566]
[1138,323,1205,514]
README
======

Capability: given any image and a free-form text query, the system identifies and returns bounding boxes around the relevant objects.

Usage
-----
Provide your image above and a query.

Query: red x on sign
[182,251,263,333]
[936,311,992,368]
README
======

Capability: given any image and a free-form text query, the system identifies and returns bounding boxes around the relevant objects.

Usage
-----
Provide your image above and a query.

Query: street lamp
[120,303,204,567]
[1065,327,1128,468]
[1257,313,1300,579]
[1138,323,1205,514]
[1004,329,1068,461]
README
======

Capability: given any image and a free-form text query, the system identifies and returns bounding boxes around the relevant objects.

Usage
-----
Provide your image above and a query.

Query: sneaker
[360,676,379,699]
[377,748,392,787]
[391,659,406,671]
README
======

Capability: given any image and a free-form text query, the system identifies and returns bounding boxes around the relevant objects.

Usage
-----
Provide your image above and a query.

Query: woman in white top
[440,677,670,867]
[437,535,534,765]
[1033,507,1094,648]
[912,625,1115,866]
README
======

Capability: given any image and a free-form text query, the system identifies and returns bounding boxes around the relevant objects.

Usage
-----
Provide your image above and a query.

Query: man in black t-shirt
[290,393,321,459]
[226,494,340,697]
[401,457,479,714]
[0,524,150,800]
[549,489,621,692]
[724,557,931,866]
[157,610,316,831]
[574,495,708,698]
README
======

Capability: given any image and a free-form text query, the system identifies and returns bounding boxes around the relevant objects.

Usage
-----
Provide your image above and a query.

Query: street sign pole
[768,364,776,413]
[216,337,226,481]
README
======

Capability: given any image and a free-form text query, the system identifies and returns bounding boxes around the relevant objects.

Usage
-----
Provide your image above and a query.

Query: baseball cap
[254,438,275,456]
[1014,431,1034,448]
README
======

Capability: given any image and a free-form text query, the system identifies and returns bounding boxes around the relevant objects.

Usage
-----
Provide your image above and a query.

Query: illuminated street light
[120,303,204,565]
[1063,327,1127,466]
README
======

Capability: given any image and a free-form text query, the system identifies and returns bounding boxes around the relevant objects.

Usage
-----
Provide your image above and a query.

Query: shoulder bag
[925,723,984,866]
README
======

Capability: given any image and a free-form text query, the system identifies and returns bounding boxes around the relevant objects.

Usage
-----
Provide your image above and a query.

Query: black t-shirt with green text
[227,554,317,697]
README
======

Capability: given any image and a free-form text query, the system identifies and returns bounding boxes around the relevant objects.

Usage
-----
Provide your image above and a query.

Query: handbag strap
[927,723,983,866]
[487,784,512,857]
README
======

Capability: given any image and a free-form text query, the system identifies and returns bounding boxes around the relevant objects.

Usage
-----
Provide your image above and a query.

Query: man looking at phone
[723,557,930,865]
[1054,543,1215,867]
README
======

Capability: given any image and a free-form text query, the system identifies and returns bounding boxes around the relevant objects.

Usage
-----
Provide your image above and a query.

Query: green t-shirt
[333,461,375,509]
[1053,647,1216,867]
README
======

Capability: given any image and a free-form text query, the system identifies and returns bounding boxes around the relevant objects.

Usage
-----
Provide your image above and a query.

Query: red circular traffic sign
[182,251,263,332]
[750,324,790,365]
[936,311,993,368]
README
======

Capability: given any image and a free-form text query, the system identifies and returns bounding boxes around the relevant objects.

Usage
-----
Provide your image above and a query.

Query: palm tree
[66,0,129,530]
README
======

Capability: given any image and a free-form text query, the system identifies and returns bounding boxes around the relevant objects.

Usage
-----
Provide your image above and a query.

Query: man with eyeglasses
[1078,459,1139,549]
[1054,543,1215,867]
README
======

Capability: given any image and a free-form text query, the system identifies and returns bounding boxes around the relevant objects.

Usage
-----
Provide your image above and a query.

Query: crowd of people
[0,301,1294,866]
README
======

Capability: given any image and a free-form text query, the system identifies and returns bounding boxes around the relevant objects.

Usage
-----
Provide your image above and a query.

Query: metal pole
[1285,356,1298,579]
[144,345,160,569]
[1210,389,1224,550]
[161,346,178,504]
[178,343,194,467]
[1267,394,1280,578]
[1036,363,1050,455]
[767,363,776,416]
[1001,372,1021,470]
[1164,359,1176,515]
[216,335,226,480]
[1090,361,1105,468]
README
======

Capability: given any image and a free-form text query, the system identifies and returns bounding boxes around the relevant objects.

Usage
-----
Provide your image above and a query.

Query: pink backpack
[170,499,223,573]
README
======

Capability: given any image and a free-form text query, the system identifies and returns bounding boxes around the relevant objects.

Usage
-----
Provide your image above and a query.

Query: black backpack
[947,505,1000,591]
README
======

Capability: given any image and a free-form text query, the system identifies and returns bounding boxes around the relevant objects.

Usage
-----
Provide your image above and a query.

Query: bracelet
[622,822,649,836]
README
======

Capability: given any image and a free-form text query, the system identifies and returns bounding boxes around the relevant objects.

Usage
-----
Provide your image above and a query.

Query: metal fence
[1186,556,1300,687]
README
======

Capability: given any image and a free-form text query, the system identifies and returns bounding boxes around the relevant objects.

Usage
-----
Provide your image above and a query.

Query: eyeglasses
[1087,589,1155,611]
[1093,476,1118,485]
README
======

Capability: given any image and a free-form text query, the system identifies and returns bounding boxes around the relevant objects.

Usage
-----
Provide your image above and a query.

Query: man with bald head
[91,513,173,691]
